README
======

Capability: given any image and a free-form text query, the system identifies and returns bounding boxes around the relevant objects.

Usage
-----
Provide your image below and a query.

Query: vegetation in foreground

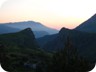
[0,37,95,72]
[0,28,95,72]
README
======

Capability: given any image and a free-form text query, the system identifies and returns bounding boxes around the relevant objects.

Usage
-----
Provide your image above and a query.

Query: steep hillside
[75,14,96,33]
[37,34,58,48]
[43,28,96,61]
[0,28,39,49]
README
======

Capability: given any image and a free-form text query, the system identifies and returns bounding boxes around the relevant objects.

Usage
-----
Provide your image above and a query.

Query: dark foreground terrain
[0,28,95,72]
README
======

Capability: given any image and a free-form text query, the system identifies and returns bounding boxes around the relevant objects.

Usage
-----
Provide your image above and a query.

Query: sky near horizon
[0,0,96,30]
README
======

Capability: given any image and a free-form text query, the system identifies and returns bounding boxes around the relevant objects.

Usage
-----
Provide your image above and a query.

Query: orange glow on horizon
[0,0,96,29]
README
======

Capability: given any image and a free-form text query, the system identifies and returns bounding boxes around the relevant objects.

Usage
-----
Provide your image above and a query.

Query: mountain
[75,14,96,33]
[43,27,96,62]
[0,21,58,34]
[0,21,58,38]
[37,34,58,48]
[0,24,20,34]
[0,24,49,38]
[0,28,39,49]
[33,31,49,38]
[42,28,70,51]
[0,28,51,71]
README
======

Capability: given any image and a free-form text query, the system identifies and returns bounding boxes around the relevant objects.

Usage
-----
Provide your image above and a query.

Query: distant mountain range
[1,13,96,62]
[0,21,58,38]
[0,24,20,34]
[75,14,96,33]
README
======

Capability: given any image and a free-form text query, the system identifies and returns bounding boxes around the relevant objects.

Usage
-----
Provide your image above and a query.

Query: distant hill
[0,24,20,34]
[0,21,58,38]
[42,27,96,62]
[0,24,49,38]
[75,14,96,33]
[34,31,49,38]
[0,21,58,34]
[37,34,58,48]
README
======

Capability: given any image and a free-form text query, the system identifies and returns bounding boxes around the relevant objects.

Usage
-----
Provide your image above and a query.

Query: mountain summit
[75,14,96,33]
[59,27,70,35]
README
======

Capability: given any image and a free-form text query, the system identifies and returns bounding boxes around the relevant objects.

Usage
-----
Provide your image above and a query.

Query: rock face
[75,14,96,33]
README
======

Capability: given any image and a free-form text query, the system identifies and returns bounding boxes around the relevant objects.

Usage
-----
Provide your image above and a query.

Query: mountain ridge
[0,21,58,34]
[40,27,96,62]
[75,13,96,33]
[0,28,39,49]
[0,21,58,38]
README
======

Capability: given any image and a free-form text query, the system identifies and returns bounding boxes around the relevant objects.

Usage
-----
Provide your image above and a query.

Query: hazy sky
[0,0,96,29]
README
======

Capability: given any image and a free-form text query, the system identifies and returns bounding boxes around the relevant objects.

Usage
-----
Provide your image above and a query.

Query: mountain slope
[0,21,58,34]
[75,14,96,33]
[0,28,51,71]
[43,28,96,62]
[0,21,58,38]
[37,34,58,48]
[0,24,20,34]
[33,31,49,38]
[0,28,39,49]
[0,24,49,38]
